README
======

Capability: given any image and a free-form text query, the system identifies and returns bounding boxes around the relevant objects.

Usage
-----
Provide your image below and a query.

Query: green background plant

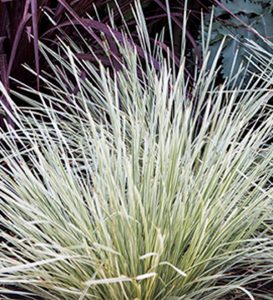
[200,0,273,78]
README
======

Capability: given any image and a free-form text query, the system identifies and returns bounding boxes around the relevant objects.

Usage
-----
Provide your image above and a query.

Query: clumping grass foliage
[1,2,273,299]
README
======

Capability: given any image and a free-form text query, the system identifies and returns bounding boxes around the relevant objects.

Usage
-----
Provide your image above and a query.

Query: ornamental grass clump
[1,2,273,299]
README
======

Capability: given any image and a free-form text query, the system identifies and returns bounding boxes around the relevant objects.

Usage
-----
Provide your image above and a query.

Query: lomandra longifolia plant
[1,1,273,299]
